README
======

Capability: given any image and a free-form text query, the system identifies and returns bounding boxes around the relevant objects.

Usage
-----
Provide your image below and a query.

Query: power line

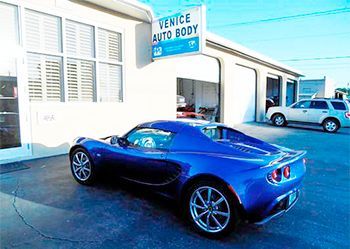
[211,7,350,28]
[280,56,350,62]
[241,31,350,43]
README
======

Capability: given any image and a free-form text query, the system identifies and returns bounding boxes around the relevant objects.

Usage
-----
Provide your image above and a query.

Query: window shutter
[25,9,61,53]
[98,28,122,62]
[66,20,94,58]
[67,59,95,102]
[99,63,122,102]
[27,53,63,101]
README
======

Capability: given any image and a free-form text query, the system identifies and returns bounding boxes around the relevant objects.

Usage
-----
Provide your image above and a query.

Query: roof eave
[206,32,304,77]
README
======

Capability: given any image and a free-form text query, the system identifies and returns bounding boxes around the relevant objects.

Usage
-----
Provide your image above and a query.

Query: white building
[299,76,335,100]
[0,0,303,163]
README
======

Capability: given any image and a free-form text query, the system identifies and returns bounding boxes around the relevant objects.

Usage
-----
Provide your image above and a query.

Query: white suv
[266,99,350,133]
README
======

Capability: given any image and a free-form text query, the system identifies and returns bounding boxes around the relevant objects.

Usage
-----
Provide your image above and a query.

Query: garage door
[235,65,256,122]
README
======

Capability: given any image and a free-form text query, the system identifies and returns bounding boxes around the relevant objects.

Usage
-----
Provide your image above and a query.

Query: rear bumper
[254,188,300,225]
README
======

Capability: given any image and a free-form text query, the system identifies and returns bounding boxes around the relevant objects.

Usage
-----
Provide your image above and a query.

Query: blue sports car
[69,119,306,237]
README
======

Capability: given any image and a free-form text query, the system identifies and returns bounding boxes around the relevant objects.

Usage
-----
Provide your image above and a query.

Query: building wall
[1,0,301,163]
[299,77,334,99]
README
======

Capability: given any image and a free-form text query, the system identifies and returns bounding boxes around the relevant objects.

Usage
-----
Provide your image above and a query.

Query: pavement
[0,123,349,249]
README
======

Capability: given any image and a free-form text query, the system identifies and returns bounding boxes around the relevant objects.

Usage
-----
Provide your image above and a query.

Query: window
[25,10,63,101]
[27,53,63,101]
[311,101,328,110]
[66,20,94,58]
[126,128,175,150]
[66,20,95,102]
[98,28,123,102]
[0,2,19,46]
[23,9,123,103]
[331,101,346,110]
[67,59,95,101]
[293,101,311,109]
[25,10,62,53]
[202,126,243,142]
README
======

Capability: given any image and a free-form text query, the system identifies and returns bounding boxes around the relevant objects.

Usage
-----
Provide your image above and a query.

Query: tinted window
[311,101,328,109]
[331,101,346,110]
[293,101,311,109]
[126,128,175,150]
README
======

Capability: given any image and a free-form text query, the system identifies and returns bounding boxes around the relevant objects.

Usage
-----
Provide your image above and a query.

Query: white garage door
[235,65,256,123]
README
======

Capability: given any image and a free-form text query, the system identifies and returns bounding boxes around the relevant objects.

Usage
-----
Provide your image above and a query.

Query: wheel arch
[180,174,246,216]
[271,112,286,120]
[321,116,341,127]
[69,145,88,159]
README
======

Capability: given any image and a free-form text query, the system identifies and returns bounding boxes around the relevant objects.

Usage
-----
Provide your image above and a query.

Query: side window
[125,128,175,150]
[311,101,328,109]
[293,101,311,109]
[331,102,346,110]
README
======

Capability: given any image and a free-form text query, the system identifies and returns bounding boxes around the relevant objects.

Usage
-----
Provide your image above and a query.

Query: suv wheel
[272,114,286,127]
[323,119,339,133]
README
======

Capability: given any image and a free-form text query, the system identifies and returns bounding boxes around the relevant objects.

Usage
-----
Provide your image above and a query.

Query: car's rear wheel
[70,148,96,185]
[323,118,339,133]
[272,113,287,127]
[184,181,239,238]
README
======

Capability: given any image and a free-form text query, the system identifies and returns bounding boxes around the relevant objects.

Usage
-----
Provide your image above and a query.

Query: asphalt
[0,123,349,249]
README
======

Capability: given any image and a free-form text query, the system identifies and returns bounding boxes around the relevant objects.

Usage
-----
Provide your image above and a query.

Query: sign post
[152,6,206,59]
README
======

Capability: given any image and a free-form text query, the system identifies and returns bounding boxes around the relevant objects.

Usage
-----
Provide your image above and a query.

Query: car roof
[139,119,223,133]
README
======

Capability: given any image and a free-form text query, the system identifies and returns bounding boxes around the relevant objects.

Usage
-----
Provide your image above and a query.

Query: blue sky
[140,0,350,88]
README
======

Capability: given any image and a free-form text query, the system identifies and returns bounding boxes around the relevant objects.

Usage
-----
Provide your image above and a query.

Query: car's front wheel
[184,181,239,238]
[272,113,287,127]
[70,148,96,185]
[323,119,339,133]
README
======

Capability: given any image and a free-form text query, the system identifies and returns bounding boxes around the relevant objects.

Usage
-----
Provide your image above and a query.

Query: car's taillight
[269,169,282,183]
[283,166,290,179]
[345,112,350,119]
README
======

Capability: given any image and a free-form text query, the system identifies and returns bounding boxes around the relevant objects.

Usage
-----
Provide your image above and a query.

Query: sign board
[152,6,206,59]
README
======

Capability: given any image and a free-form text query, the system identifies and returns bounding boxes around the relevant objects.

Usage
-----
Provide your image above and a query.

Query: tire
[70,148,96,185]
[272,113,287,127]
[322,118,339,133]
[183,180,240,238]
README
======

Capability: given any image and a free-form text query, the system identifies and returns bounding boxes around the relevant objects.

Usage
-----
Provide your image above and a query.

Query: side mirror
[110,135,119,145]
[117,137,129,147]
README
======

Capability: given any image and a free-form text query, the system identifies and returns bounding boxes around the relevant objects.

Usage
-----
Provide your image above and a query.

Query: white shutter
[27,53,63,101]
[25,9,61,53]
[99,63,122,102]
[0,2,19,50]
[67,59,95,102]
[66,20,94,58]
[98,28,122,62]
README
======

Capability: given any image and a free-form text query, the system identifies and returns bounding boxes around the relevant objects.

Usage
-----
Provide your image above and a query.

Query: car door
[117,127,181,185]
[287,100,311,122]
[308,100,329,124]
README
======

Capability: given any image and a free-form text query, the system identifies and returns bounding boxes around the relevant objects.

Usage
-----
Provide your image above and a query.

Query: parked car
[176,111,206,120]
[266,98,350,133]
[69,119,306,237]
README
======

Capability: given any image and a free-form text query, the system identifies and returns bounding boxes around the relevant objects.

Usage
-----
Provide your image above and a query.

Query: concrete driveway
[1,123,349,249]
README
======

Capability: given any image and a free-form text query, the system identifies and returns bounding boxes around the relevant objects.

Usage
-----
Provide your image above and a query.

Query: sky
[140,0,350,88]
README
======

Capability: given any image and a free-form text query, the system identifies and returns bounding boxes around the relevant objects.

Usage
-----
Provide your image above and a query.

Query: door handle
[322,111,328,113]
[302,110,307,113]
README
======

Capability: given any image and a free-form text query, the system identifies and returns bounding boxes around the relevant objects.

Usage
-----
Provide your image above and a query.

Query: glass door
[0,2,31,161]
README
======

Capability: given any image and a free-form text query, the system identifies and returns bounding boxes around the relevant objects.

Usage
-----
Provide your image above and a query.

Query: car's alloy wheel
[70,149,95,185]
[189,186,231,233]
[273,114,286,126]
[323,119,338,133]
